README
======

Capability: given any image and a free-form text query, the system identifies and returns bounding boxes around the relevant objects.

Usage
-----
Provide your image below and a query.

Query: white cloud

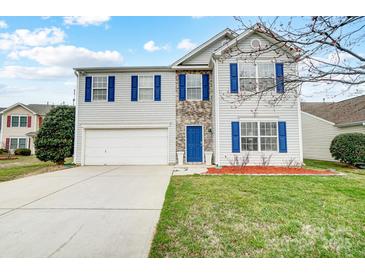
[143,40,170,52]
[64,16,111,26]
[0,27,65,50]
[177,38,197,51]
[0,20,8,29]
[10,45,123,67]
[0,65,71,80]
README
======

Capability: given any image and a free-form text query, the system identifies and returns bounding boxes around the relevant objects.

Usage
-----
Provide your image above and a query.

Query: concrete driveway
[0,165,173,257]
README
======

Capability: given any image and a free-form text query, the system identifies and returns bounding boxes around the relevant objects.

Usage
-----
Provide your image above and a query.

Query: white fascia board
[0,102,37,115]
[81,124,170,129]
[301,111,335,125]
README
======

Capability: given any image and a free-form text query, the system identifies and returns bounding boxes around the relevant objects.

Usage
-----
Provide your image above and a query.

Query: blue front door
[186,126,203,162]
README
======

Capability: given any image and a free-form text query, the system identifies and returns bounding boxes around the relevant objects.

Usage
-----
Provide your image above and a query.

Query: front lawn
[150,160,365,257]
[0,156,73,183]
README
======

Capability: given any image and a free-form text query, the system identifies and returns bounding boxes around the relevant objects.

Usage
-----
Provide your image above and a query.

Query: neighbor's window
[20,116,27,127]
[260,122,277,151]
[186,74,202,100]
[10,138,18,150]
[92,76,108,101]
[139,75,154,101]
[240,122,258,151]
[18,138,27,149]
[11,116,19,127]
[239,63,275,92]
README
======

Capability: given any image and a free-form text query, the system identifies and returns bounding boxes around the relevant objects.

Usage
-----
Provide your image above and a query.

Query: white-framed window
[239,63,276,92]
[186,74,202,100]
[138,75,154,101]
[92,76,108,101]
[10,137,27,150]
[260,122,278,151]
[240,121,278,152]
[11,115,27,127]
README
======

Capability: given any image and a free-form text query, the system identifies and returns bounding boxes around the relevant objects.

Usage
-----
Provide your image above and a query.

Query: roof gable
[0,103,36,115]
[172,28,237,68]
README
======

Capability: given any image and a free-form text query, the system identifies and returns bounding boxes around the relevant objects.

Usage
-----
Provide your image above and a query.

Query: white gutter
[212,58,220,166]
[73,70,79,164]
[0,114,3,148]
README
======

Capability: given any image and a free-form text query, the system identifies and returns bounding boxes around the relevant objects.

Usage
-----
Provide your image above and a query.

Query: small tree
[330,133,365,165]
[35,106,75,165]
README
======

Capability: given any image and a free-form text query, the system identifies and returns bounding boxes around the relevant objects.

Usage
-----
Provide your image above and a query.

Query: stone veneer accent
[176,70,213,163]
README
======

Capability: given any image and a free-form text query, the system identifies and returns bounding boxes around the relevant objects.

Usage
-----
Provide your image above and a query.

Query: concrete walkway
[0,165,173,257]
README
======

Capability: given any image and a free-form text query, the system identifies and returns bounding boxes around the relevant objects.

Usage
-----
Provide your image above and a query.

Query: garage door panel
[84,129,168,165]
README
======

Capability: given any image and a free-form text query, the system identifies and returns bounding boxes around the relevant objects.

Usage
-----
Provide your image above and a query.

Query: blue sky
[0,16,363,106]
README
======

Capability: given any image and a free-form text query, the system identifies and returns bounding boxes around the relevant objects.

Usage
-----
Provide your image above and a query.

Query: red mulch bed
[206,166,336,175]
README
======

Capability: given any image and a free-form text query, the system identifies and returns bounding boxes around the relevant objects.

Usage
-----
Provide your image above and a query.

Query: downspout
[0,114,3,148]
[212,57,220,166]
[73,70,80,164]
[296,63,304,163]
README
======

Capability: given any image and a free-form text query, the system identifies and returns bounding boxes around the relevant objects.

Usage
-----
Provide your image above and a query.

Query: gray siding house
[301,95,365,161]
[73,25,303,166]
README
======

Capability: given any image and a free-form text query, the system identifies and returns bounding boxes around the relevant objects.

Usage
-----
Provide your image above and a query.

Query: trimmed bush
[0,148,9,154]
[14,148,32,156]
[330,133,365,165]
[35,106,75,165]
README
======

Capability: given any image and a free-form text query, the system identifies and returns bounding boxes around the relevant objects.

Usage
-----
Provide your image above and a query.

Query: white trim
[213,25,301,58]
[91,76,108,102]
[81,124,170,129]
[0,114,4,148]
[171,65,211,70]
[0,102,37,115]
[239,121,279,153]
[301,111,335,125]
[8,136,29,150]
[171,28,237,67]
[73,70,80,164]
[297,98,304,163]
[213,59,220,165]
[185,74,203,101]
[138,74,155,102]
[81,126,170,166]
[185,125,204,163]
[10,114,29,128]
[238,62,276,94]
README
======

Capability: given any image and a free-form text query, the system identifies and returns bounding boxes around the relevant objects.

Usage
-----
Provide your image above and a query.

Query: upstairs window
[239,63,276,92]
[20,116,27,127]
[92,76,108,101]
[139,75,154,101]
[186,74,202,100]
[11,116,19,127]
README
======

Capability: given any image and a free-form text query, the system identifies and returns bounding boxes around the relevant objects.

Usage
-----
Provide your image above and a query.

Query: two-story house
[73,25,303,166]
[0,103,54,154]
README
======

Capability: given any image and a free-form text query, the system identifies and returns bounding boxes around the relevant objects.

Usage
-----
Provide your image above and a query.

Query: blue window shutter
[278,121,287,153]
[230,63,238,93]
[108,76,115,102]
[179,74,186,101]
[202,74,209,101]
[131,75,138,101]
[85,76,92,102]
[276,63,284,93]
[154,75,161,101]
[231,121,240,153]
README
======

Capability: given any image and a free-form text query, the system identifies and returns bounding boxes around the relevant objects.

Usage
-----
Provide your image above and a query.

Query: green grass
[150,160,365,258]
[0,156,73,183]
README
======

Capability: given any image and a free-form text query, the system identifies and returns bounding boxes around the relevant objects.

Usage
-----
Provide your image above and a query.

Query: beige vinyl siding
[74,71,176,164]
[216,33,302,166]
[183,36,228,65]
[301,111,365,161]
[0,106,37,153]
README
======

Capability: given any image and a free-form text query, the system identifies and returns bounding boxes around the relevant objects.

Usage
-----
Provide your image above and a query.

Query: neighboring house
[0,103,55,154]
[301,95,365,161]
[74,25,303,166]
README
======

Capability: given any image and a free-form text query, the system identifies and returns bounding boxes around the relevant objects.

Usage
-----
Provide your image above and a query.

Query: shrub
[0,148,9,154]
[330,133,365,165]
[34,106,75,165]
[14,148,31,156]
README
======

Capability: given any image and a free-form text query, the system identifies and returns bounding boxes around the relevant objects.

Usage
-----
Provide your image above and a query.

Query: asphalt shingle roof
[301,95,365,125]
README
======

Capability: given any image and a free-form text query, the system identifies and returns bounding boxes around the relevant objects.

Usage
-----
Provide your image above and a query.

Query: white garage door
[84,128,168,165]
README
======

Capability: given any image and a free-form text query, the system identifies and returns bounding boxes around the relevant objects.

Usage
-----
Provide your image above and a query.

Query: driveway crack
[48,224,84,258]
